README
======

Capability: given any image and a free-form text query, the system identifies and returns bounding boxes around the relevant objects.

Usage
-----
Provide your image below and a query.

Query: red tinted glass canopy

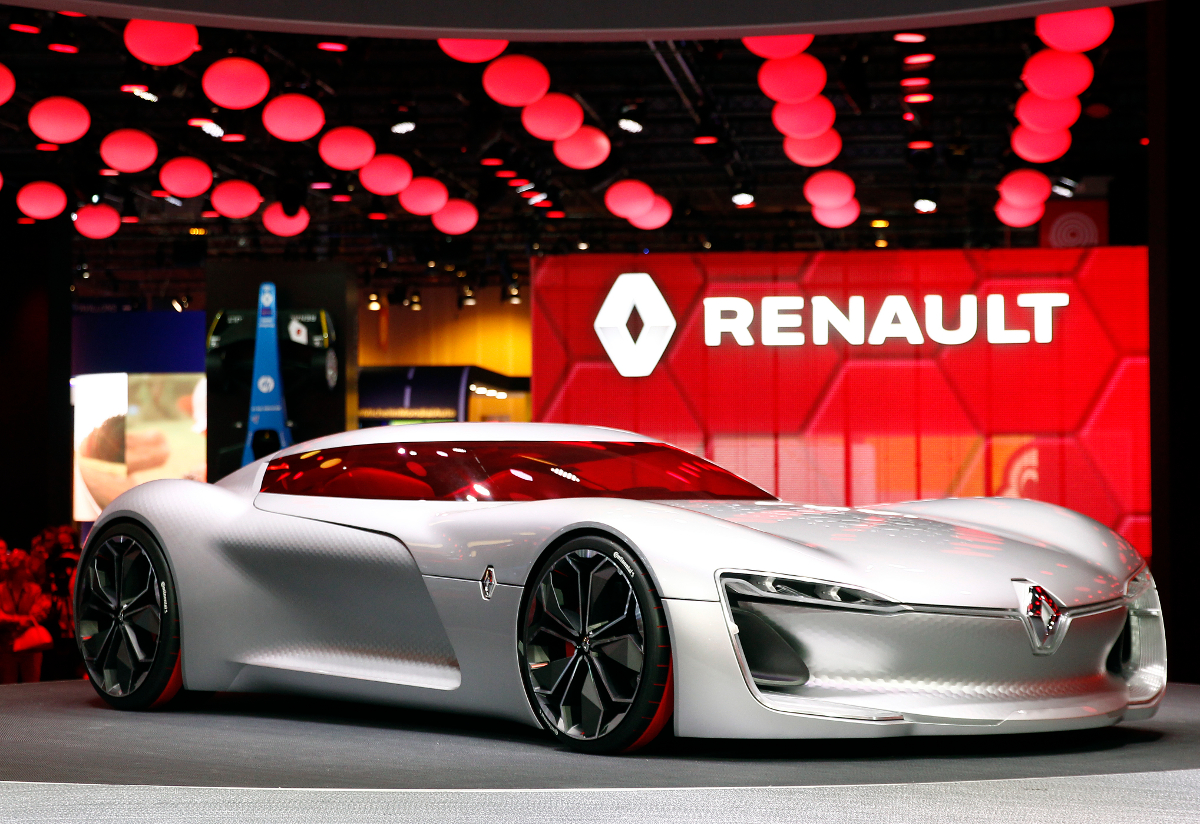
[260,441,772,502]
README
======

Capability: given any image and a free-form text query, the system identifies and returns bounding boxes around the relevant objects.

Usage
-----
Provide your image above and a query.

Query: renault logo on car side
[1013,579,1068,654]
[594,273,677,377]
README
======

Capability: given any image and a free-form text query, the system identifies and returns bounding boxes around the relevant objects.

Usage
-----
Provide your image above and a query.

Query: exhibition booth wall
[534,247,1150,554]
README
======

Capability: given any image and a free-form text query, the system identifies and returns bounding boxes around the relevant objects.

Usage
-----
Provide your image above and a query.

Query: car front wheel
[518,535,674,754]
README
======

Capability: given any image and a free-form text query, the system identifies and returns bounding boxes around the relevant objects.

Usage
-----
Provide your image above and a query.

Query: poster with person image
[73,373,206,522]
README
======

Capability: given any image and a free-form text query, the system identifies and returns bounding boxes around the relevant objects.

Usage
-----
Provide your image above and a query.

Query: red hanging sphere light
[437,39,508,63]
[399,177,449,215]
[431,199,479,235]
[210,180,263,218]
[812,197,860,228]
[803,169,855,209]
[99,128,158,173]
[159,156,213,198]
[318,126,376,170]
[771,95,836,139]
[1014,92,1081,133]
[73,203,121,238]
[521,92,584,141]
[262,202,309,236]
[123,19,199,66]
[757,53,827,104]
[0,62,15,105]
[28,96,90,143]
[482,55,551,107]
[553,125,611,169]
[261,94,325,142]
[997,169,1052,209]
[1011,125,1072,163]
[741,35,814,59]
[628,195,672,230]
[359,154,413,196]
[604,180,656,219]
[16,181,68,220]
[783,129,842,167]
[1021,50,1094,101]
[1035,6,1114,53]
[995,199,1045,228]
[202,57,271,110]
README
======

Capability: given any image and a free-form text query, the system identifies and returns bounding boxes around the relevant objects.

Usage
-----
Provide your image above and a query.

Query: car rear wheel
[75,522,184,710]
[518,535,673,754]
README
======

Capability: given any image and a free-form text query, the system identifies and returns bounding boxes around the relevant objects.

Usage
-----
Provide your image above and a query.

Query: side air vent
[729,607,809,688]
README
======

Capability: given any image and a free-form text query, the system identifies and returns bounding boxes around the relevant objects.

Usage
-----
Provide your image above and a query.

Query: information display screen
[532,249,1150,556]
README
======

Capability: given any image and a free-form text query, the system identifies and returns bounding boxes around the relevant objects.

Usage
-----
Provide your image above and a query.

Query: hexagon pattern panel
[532,249,1150,557]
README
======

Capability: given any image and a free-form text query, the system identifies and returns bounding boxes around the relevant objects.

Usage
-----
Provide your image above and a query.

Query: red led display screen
[532,249,1150,556]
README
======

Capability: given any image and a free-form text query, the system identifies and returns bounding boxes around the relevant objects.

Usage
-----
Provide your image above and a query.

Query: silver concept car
[77,423,1166,753]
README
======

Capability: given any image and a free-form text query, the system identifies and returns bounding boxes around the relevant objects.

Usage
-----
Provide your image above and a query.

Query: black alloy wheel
[75,522,183,710]
[519,535,673,753]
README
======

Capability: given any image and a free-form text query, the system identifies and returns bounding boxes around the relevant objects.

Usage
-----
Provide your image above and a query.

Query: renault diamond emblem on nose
[594,273,677,377]
[1013,579,1068,655]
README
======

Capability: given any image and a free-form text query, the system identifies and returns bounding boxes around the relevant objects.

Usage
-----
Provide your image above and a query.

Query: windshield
[260,440,773,502]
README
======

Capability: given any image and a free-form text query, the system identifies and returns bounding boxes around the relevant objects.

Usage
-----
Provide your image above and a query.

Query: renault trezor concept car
[76,423,1166,753]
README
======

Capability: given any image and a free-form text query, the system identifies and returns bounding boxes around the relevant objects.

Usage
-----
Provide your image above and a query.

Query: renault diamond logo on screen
[594,273,677,377]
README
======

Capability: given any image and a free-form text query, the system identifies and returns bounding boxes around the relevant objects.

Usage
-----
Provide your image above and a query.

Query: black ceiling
[0,3,1149,306]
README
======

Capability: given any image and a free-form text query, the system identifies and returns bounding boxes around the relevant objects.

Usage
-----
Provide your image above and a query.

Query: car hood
[660,499,1141,610]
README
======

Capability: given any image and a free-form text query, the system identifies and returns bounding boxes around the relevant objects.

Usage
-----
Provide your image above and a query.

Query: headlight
[1109,568,1167,704]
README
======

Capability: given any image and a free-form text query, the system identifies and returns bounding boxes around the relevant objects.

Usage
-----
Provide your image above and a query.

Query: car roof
[274,422,661,458]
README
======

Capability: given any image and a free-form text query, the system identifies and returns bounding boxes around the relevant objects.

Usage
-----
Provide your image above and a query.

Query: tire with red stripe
[75,522,185,710]
[518,534,674,754]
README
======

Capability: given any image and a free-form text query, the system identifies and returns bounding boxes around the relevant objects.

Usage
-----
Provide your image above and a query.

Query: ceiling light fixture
[914,197,937,213]
[732,192,755,207]
[904,53,936,65]
[391,121,416,134]
[893,33,927,43]
[904,93,934,104]
[900,77,930,88]
[618,118,644,133]
[317,42,347,52]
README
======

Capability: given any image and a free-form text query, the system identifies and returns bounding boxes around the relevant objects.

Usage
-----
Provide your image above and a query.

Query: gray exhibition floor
[2,680,1199,822]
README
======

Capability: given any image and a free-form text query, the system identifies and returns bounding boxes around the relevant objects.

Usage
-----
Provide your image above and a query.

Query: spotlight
[459,284,477,307]
[900,77,930,88]
[317,42,348,52]
[914,197,937,214]
[1052,177,1077,198]
[732,192,755,208]
[904,93,933,104]
[495,170,517,179]
[618,118,643,134]
[875,239,889,248]
[904,54,935,66]
[391,121,416,134]
[871,219,889,228]
[907,140,934,150]
[367,292,382,311]
[903,112,915,122]
[481,157,504,166]
[48,43,79,53]
[893,33,927,43]
[577,241,589,250]
[410,289,422,311]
